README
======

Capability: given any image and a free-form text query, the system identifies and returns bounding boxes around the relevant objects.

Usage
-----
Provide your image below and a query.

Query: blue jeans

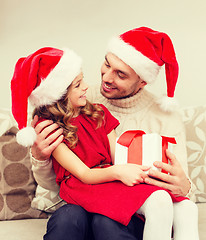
[44,204,144,240]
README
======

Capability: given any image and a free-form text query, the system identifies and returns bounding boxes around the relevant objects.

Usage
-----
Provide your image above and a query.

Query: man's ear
[140,80,147,88]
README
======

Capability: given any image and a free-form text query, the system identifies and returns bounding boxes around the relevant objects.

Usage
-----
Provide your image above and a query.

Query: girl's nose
[82,81,88,90]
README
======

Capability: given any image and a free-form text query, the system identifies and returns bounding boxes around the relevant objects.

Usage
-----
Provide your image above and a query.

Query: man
[31,27,196,240]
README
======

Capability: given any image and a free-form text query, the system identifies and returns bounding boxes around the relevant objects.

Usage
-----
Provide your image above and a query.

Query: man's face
[100,53,146,99]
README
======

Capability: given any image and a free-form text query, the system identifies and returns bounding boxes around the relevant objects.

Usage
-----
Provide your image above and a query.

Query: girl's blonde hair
[32,91,104,149]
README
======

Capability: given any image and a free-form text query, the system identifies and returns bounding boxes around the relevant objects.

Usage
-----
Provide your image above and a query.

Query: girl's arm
[52,143,117,184]
[107,129,117,164]
[52,141,150,186]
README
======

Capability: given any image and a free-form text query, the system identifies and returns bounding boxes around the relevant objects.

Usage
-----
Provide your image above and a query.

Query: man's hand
[31,115,64,161]
[144,149,191,197]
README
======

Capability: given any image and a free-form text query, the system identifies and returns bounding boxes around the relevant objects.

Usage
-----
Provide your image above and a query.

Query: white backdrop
[1,0,206,109]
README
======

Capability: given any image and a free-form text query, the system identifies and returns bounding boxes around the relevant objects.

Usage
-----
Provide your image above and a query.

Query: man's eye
[117,72,126,79]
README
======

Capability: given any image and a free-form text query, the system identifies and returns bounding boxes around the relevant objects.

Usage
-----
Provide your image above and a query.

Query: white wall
[1,0,206,110]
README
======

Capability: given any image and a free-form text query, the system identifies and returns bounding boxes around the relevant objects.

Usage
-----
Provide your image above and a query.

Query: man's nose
[103,69,114,83]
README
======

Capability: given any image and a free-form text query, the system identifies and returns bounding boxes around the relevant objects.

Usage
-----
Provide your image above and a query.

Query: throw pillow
[31,185,65,213]
[0,127,47,220]
[182,105,206,202]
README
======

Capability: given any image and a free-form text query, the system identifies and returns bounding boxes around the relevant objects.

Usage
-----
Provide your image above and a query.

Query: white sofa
[0,105,206,240]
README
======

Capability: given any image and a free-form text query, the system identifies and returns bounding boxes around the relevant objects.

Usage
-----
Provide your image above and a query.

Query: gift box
[114,130,176,173]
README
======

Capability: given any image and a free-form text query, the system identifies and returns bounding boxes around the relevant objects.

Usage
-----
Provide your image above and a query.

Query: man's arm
[30,115,63,191]
[31,156,59,191]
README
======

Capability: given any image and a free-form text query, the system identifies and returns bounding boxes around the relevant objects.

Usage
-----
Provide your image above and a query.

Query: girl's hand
[114,164,150,186]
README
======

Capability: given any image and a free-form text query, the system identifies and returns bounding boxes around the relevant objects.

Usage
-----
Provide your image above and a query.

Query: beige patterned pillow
[31,185,66,213]
[0,127,47,220]
[182,105,206,202]
[0,108,17,136]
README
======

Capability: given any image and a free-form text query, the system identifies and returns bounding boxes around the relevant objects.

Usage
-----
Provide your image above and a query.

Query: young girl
[11,47,199,240]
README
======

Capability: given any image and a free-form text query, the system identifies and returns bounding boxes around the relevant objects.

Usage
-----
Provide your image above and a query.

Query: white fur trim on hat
[107,37,161,83]
[16,126,37,147]
[29,48,82,107]
[156,96,179,112]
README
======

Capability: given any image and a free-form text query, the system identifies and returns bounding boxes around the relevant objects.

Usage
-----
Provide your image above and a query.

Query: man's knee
[50,204,89,229]
[92,214,113,230]
[44,204,90,240]
[92,214,142,240]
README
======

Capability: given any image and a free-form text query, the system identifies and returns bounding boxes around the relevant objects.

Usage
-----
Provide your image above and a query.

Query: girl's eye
[105,62,110,68]
[75,83,80,88]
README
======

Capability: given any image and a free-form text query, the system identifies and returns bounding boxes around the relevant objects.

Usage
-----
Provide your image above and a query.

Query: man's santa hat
[107,27,179,112]
[11,47,82,147]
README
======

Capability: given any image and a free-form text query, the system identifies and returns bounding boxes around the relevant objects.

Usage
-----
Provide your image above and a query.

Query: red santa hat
[11,47,82,147]
[107,27,179,112]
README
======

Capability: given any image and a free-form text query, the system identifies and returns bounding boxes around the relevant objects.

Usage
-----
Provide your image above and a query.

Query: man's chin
[100,88,136,100]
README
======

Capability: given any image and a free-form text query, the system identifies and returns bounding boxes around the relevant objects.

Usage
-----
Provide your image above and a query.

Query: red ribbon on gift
[161,136,177,173]
[117,130,176,173]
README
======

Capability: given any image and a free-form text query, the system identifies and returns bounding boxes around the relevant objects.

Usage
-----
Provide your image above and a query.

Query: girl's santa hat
[11,47,82,147]
[107,27,179,112]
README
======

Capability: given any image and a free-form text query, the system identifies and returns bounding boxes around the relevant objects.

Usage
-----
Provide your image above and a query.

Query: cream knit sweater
[32,85,196,201]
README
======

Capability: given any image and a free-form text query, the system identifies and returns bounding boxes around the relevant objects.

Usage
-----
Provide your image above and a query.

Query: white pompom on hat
[11,47,82,147]
[107,27,179,112]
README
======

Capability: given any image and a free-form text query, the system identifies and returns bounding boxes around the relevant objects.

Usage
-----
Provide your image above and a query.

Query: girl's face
[67,73,88,113]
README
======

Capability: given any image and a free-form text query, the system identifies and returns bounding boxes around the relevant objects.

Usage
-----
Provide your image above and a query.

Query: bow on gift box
[115,130,176,174]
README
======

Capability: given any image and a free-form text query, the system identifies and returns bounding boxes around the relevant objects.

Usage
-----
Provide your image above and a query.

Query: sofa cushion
[31,185,65,213]
[182,105,206,202]
[0,108,16,136]
[0,127,47,220]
